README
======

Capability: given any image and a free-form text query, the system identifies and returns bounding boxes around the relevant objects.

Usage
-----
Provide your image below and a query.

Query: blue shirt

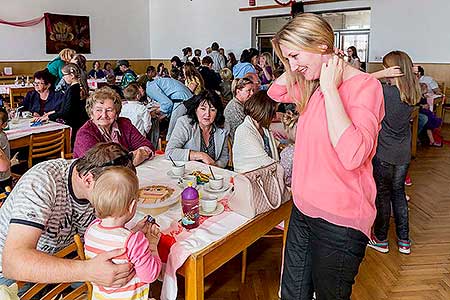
[233,62,256,79]
[146,78,193,115]
[22,90,63,116]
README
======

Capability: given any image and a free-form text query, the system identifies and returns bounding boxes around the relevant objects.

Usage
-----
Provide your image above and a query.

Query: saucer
[203,182,230,193]
[167,170,185,178]
[200,203,224,217]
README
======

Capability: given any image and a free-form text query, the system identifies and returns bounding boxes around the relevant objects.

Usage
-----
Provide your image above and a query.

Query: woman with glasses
[73,87,154,166]
[224,77,254,142]
[165,90,229,168]
[39,63,88,148]
[23,69,63,117]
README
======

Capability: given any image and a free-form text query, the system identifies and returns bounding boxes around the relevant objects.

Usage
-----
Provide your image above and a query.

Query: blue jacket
[146,78,193,115]
[233,62,256,79]
[23,90,63,116]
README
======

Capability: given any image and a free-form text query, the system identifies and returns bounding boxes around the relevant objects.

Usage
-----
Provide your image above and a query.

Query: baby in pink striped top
[84,167,162,300]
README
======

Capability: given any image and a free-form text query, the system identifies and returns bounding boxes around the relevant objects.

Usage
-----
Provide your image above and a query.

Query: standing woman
[268,13,384,299]
[47,48,76,84]
[369,51,420,255]
[257,52,275,85]
[347,46,361,69]
[43,63,88,148]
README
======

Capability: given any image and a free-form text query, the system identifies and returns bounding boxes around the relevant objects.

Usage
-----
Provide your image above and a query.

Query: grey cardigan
[165,115,229,168]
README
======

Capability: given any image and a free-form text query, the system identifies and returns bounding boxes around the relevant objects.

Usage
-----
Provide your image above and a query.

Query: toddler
[121,83,153,137]
[84,167,161,300]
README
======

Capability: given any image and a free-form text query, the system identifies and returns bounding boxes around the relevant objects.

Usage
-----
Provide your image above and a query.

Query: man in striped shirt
[0,142,151,292]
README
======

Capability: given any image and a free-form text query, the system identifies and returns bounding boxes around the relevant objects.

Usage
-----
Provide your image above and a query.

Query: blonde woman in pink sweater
[268,14,384,300]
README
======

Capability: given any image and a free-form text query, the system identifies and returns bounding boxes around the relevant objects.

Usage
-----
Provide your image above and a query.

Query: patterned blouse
[200,127,216,160]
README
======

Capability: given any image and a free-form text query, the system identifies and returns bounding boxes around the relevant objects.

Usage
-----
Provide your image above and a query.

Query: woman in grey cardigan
[165,90,229,168]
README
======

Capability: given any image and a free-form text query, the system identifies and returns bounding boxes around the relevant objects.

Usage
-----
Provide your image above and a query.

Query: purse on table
[229,162,290,218]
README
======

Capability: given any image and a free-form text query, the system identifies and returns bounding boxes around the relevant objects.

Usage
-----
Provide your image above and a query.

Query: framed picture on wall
[44,13,91,54]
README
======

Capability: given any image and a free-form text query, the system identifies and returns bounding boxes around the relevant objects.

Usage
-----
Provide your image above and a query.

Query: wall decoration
[44,13,90,54]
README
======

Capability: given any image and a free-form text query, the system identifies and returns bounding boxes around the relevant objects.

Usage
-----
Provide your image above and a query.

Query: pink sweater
[268,73,384,237]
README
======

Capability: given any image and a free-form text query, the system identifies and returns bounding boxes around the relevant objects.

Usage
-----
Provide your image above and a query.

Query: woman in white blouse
[233,90,279,173]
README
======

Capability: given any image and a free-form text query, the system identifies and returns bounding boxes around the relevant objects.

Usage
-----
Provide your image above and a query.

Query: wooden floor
[151,125,450,300]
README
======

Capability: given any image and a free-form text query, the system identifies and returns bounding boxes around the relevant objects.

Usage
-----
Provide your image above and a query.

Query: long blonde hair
[383,51,421,105]
[272,13,334,113]
[260,52,275,71]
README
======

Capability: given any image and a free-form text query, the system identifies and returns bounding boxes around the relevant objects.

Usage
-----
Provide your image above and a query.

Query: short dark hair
[75,142,135,180]
[146,66,156,73]
[202,56,213,66]
[182,47,192,56]
[211,42,219,51]
[194,49,202,56]
[34,69,56,86]
[244,90,277,129]
[186,90,225,127]
[417,66,424,76]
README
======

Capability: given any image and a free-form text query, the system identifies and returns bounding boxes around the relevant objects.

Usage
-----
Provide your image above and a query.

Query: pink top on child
[84,219,162,300]
[268,73,384,237]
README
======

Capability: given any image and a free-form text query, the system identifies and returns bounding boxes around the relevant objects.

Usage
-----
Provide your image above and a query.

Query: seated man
[417,66,442,95]
[0,142,151,291]
[146,77,193,140]
[118,60,137,90]
[198,56,222,93]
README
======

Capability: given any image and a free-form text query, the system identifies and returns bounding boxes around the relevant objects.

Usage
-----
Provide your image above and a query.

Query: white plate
[200,203,224,217]
[203,182,230,193]
[167,170,185,178]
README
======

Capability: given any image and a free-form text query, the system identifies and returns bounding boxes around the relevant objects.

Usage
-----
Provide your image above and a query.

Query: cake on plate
[138,185,175,204]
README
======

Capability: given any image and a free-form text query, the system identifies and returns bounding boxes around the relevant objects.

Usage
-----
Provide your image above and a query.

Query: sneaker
[405,175,412,186]
[398,239,411,254]
[368,235,389,253]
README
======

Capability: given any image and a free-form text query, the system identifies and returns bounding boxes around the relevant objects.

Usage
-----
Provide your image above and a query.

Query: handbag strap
[255,170,282,210]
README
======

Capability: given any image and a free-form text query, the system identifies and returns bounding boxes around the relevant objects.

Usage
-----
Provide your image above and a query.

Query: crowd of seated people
[2,29,449,300]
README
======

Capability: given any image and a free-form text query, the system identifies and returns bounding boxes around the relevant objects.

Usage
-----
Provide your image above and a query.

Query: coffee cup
[171,163,185,177]
[182,175,197,188]
[209,175,224,190]
[200,194,218,213]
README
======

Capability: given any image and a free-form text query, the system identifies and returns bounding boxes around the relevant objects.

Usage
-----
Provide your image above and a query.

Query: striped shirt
[0,159,95,277]
[84,219,162,300]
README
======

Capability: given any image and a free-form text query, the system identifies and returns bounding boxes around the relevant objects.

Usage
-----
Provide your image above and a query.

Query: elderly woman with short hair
[165,90,229,168]
[73,87,154,166]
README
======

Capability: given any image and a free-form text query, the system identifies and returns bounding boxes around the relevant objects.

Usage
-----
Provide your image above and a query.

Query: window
[253,9,371,67]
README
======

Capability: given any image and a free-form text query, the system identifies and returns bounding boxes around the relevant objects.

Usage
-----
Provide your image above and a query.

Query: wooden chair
[227,137,233,169]
[18,234,92,300]
[28,129,66,168]
[442,87,450,123]
[9,87,34,108]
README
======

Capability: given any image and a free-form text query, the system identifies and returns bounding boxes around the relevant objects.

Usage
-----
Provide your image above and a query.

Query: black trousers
[281,207,368,300]
[372,156,410,241]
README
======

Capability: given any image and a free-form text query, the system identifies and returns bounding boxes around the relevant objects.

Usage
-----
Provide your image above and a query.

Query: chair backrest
[28,129,66,168]
[19,234,92,300]
[227,136,233,169]
[9,87,34,108]
[437,81,446,94]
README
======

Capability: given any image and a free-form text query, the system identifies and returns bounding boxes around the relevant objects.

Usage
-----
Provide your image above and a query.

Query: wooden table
[6,119,71,153]
[411,107,419,158]
[177,200,292,300]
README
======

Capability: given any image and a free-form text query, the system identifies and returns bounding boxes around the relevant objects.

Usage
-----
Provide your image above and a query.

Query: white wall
[0,0,150,61]
[149,0,371,59]
[370,0,450,63]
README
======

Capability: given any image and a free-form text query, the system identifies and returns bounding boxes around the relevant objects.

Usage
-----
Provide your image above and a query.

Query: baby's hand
[146,224,161,251]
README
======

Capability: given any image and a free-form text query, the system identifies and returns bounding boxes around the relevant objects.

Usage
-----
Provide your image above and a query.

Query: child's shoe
[405,175,412,186]
[398,239,411,254]
[368,235,389,253]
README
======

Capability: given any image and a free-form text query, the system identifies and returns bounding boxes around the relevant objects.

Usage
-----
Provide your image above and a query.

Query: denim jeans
[372,156,410,241]
[418,113,428,135]
[281,207,368,300]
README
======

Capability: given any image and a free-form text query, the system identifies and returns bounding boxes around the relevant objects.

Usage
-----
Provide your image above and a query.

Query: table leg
[185,255,204,300]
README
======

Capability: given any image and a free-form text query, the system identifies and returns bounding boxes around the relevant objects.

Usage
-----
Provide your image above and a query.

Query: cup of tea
[182,175,197,188]
[209,175,224,190]
[171,163,185,177]
[200,194,218,213]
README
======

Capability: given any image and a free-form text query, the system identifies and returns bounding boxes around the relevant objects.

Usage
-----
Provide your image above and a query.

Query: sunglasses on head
[97,152,134,168]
